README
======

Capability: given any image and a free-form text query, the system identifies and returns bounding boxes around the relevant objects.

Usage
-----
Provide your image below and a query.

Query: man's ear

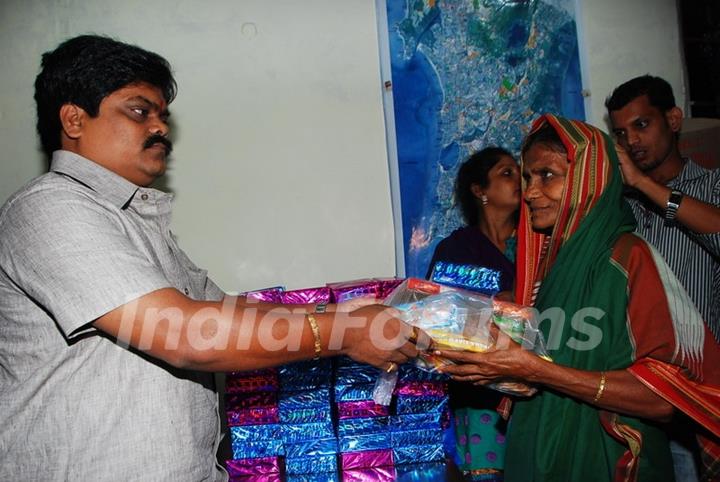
[58,104,86,140]
[666,106,683,134]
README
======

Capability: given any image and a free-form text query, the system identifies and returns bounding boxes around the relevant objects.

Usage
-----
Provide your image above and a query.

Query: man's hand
[336,304,431,371]
[615,143,645,188]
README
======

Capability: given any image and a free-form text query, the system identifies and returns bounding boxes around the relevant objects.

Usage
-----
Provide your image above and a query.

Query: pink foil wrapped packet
[280,286,331,305]
[340,448,394,470]
[225,456,282,476]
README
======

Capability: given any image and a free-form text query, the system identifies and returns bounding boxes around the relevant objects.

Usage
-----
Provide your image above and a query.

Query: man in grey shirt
[0,35,423,480]
[606,75,720,482]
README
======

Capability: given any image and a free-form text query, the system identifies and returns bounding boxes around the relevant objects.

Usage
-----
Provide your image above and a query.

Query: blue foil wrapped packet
[393,444,445,465]
[285,454,338,475]
[279,388,331,410]
[429,261,502,295]
[229,424,282,442]
[286,473,340,482]
[285,437,338,458]
[278,360,332,391]
[336,364,379,385]
[281,421,335,443]
[279,407,332,424]
[231,438,285,459]
[396,396,448,415]
[334,383,375,402]
[337,417,390,436]
[390,428,444,448]
[339,433,392,452]
[389,413,443,431]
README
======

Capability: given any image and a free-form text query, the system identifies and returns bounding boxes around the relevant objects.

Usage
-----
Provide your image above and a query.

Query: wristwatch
[664,189,684,226]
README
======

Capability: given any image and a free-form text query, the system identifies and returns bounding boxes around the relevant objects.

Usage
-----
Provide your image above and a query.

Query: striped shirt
[626,159,720,341]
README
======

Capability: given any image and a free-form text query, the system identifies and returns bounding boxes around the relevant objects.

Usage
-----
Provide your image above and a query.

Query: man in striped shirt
[606,74,720,482]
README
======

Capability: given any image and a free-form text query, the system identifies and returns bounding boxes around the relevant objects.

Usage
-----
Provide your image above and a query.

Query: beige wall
[0,0,686,291]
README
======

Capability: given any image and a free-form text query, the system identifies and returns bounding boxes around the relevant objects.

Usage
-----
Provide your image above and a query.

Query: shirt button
[140,193,149,201]
[184,288,190,295]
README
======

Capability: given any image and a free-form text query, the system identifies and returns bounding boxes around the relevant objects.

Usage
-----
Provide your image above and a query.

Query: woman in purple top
[426,147,520,480]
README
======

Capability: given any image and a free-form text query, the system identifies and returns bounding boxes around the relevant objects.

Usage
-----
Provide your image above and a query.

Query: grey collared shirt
[0,151,227,481]
[627,159,720,341]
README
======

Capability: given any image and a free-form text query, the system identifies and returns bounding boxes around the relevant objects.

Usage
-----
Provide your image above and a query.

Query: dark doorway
[680,0,720,118]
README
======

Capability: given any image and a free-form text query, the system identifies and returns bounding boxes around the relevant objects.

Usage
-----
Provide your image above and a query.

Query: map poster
[383,0,586,277]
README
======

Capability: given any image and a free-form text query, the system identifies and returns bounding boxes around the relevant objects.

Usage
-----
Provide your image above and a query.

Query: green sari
[505,116,710,481]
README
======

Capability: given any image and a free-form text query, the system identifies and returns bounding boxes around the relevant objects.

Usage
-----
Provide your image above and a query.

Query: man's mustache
[143,134,173,155]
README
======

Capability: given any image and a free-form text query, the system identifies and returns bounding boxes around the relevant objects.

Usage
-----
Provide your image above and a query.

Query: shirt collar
[670,158,711,187]
[50,150,140,208]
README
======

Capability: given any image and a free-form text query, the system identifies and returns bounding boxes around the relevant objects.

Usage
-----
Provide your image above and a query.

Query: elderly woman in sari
[437,115,720,482]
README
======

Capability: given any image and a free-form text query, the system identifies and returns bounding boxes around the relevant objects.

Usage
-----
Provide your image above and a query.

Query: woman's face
[477,155,521,211]
[522,143,568,231]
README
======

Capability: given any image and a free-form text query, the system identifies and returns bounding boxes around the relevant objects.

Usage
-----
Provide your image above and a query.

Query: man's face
[69,82,172,187]
[609,94,681,173]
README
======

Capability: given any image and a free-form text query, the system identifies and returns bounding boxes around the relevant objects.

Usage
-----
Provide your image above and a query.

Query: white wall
[575,0,686,129]
[0,0,687,292]
[0,0,396,292]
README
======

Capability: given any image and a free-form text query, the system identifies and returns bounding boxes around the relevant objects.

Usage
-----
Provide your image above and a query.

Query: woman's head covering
[514,114,632,306]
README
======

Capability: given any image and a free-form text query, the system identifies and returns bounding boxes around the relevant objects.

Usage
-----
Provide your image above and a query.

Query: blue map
[385,0,585,277]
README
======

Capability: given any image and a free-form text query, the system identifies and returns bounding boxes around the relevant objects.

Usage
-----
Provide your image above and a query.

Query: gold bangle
[306,313,322,360]
[593,371,607,403]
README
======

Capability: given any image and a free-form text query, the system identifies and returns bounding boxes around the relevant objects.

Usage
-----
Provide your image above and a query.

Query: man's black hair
[604,74,676,113]
[456,147,514,226]
[34,34,177,158]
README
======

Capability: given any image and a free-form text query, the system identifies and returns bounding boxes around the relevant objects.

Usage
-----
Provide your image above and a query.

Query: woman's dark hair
[34,35,177,158]
[456,147,514,226]
[521,122,567,158]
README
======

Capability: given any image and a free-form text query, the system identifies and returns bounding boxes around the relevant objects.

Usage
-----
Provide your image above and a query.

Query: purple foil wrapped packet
[284,437,338,458]
[392,444,444,465]
[227,406,280,427]
[341,466,397,482]
[243,286,285,304]
[285,454,338,475]
[281,421,335,443]
[339,433,392,452]
[229,424,282,443]
[430,261,502,295]
[225,456,282,476]
[340,449,394,470]
[226,371,279,393]
[327,279,380,303]
[229,476,283,482]
[225,392,278,411]
[230,439,285,459]
[336,400,389,420]
[394,381,447,398]
[280,287,331,305]
[374,278,404,299]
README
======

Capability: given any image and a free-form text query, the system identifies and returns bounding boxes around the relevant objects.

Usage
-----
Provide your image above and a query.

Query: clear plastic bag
[382,278,551,397]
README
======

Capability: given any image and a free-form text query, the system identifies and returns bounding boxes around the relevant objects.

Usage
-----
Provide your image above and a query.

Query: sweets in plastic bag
[382,278,551,397]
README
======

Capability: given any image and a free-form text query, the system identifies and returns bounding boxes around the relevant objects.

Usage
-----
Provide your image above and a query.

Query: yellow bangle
[593,371,607,403]
[306,313,322,360]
